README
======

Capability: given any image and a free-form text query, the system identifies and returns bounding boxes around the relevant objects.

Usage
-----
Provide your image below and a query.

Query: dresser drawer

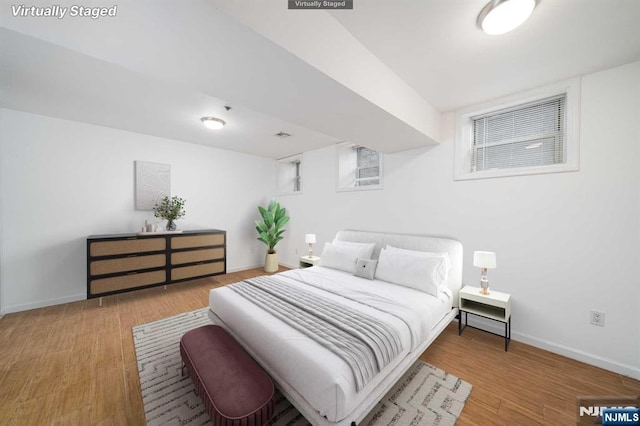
[171,248,225,265]
[171,234,224,249]
[90,238,166,257]
[90,270,166,295]
[89,254,166,276]
[171,261,224,281]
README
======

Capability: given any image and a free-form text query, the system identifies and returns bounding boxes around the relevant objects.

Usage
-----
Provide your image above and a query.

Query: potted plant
[255,200,290,272]
[153,196,186,231]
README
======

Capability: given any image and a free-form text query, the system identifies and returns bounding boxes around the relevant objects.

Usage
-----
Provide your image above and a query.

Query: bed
[207,230,463,426]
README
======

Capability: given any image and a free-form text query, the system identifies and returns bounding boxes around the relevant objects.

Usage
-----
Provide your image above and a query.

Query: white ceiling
[1,0,639,159]
[328,0,640,111]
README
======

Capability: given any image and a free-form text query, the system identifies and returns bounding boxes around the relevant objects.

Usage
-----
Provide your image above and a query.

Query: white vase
[264,252,278,273]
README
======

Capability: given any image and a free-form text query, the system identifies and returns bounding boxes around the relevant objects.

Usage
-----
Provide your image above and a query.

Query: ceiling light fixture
[201,117,226,130]
[477,0,536,35]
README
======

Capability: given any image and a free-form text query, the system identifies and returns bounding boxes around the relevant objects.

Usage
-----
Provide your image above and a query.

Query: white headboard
[334,230,463,307]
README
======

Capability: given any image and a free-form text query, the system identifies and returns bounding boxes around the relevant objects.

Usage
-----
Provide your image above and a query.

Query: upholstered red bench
[180,325,275,426]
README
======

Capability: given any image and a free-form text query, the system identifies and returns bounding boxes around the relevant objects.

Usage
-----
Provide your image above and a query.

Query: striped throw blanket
[229,276,403,391]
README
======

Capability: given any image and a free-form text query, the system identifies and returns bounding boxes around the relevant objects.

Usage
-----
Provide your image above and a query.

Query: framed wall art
[135,161,170,210]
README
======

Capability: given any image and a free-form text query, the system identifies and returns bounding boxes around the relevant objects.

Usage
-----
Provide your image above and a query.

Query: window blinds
[472,94,566,172]
[293,160,301,192]
[355,146,380,186]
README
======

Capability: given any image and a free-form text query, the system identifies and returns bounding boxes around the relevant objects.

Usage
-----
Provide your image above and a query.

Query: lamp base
[307,246,313,259]
[480,268,490,295]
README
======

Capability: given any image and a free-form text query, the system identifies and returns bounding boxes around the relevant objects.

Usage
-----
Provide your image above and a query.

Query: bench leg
[180,362,187,378]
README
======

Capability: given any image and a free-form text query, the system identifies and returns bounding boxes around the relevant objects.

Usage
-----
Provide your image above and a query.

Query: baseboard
[0,265,280,315]
[513,331,640,381]
[226,264,264,273]
[2,293,86,315]
[229,262,298,272]
[456,317,640,380]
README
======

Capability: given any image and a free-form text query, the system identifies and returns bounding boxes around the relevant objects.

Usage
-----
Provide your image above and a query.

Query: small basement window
[455,79,580,180]
[277,154,302,195]
[337,142,383,191]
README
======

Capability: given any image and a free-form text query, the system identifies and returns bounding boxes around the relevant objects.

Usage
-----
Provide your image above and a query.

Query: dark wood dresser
[87,229,226,303]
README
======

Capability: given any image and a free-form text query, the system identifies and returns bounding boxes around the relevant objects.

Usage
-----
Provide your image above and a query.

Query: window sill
[454,163,579,181]
[336,184,383,192]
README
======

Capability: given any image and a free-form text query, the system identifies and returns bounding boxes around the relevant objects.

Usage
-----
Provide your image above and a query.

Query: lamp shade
[473,251,496,269]
[304,234,316,244]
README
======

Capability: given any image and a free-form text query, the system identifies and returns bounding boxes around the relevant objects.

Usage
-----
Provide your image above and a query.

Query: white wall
[0,109,275,314]
[277,61,640,379]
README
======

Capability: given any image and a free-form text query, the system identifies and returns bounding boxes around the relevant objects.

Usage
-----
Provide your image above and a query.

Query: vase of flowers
[153,196,186,231]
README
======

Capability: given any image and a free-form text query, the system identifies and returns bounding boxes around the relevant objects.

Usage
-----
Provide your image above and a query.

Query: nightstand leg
[458,311,468,336]
[505,317,511,352]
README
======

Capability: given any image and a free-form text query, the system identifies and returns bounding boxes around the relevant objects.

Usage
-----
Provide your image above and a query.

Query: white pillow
[318,243,363,273]
[354,258,378,280]
[386,245,451,285]
[332,239,376,259]
[375,248,444,296]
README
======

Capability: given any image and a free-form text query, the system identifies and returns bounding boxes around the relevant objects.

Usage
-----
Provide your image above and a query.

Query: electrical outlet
[590,310,605,327]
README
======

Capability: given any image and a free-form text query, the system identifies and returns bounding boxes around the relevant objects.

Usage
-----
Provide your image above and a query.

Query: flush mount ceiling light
[477,0,536,35]
[201,117,226,130]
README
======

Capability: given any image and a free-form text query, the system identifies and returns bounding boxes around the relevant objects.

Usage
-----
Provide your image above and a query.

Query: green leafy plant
[255,200,290,254]
[153,196,186,221]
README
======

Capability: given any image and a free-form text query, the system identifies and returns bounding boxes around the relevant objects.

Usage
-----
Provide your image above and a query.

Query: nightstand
[298,255,320,269]
[458,285,511,351]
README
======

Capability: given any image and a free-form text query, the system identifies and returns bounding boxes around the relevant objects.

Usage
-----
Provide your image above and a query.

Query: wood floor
[0,267,638,426]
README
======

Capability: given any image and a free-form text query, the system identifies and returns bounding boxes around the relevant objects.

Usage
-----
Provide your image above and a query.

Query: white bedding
[208,265,452,422]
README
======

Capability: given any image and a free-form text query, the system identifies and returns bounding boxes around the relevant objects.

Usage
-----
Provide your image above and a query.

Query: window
[455,78,580,180]
[277,154,302,195]
[337,142,383,191]
[355,146,380,186]
[293,160,301,192]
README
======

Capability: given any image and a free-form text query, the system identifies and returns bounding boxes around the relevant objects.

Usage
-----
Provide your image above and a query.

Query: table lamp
[473,251,496,295]
[305,234,316,258]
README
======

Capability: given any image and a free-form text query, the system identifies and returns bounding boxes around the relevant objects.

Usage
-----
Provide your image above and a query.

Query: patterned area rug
[133,308,472,426]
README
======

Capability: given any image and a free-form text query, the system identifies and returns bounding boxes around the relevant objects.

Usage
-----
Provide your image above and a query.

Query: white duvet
[208,266,451,422]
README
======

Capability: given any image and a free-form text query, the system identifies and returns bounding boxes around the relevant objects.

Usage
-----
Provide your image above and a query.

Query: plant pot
[264,252,278,273]
[166,219,176,231]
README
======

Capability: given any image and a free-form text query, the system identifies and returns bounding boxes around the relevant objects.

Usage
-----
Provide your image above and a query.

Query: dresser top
[88,229,225,239]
